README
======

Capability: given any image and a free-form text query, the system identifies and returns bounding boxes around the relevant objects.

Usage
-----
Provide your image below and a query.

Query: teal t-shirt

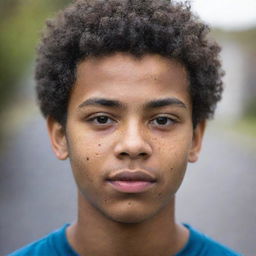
[8,224,242,256]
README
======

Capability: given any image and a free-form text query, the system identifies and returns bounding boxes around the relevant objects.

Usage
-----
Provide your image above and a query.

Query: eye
[87,115,115,125]
[150,116,176,127]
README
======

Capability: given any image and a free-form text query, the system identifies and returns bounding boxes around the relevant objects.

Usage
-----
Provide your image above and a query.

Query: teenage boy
[9,0,241,255]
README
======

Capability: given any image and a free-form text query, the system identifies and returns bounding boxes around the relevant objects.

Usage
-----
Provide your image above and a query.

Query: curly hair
[35,0,224,127]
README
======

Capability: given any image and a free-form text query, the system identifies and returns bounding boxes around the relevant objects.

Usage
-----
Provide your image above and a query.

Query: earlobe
[188,121,206,163]
[47,116,69,160]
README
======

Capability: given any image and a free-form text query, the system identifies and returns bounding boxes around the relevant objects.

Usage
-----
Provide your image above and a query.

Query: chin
[109,212,152,224]
[104,203,160,224]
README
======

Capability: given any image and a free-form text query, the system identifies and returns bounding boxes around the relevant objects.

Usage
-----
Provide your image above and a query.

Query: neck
[67,192,189,256]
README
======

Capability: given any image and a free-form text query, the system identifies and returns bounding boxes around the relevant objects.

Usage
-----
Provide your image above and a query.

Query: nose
[114,120,152,160]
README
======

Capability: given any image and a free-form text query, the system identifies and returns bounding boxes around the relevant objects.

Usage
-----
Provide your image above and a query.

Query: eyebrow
[78,98,125,109]
[78,97,187,110]
[144,98,187,109]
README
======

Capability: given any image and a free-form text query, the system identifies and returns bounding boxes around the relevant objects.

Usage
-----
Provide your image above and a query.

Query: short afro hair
[35,0,224,127]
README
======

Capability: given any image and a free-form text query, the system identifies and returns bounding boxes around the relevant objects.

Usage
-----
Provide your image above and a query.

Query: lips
[106,169,156,193]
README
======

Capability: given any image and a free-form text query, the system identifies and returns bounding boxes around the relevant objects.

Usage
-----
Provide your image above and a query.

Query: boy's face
[48,53,205,223]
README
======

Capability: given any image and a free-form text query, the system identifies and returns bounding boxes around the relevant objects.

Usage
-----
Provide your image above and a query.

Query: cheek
[157,132,192,162]
[66,131,111,184]
[156,135,192,192]
[67,123,115,158]
[68,148,93,187]
[66,137,96,184]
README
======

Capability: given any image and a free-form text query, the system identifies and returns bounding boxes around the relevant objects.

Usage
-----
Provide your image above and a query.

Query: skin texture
[47,53,205,256]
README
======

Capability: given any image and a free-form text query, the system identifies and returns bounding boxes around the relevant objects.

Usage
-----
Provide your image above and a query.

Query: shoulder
[176,224,243,256]
[7,236,50,256]
[7,225,69,256]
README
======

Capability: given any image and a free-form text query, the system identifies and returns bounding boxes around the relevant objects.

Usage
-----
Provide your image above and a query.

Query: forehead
[70,53,190,109]
[76,53,188,85]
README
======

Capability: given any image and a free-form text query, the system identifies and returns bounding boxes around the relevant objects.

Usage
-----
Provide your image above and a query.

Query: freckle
[98,144,101,147]
[128,202,132,205]
[158,193,162,197]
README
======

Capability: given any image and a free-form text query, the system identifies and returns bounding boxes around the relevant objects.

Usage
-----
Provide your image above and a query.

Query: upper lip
[106,169,156,182]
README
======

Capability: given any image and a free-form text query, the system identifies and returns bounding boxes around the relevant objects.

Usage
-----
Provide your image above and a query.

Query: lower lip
[108,181,155,193]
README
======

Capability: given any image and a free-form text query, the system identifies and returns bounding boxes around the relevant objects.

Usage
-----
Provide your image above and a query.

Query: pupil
[157,117,167,125]
[98,116,108,123]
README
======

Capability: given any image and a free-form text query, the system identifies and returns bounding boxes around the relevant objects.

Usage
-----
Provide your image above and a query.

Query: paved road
[1,116,255,255]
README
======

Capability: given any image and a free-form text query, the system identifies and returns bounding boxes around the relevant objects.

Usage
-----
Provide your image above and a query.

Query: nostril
[118,151,148,158]
[120,152,129,156]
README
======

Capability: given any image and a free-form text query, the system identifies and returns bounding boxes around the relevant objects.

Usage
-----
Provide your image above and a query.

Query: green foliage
[212,27,256,52]
[245,97,256,119]
[0,0,70,115]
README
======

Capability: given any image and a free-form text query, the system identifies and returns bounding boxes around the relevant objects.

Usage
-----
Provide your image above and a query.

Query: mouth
[106,169,157,193]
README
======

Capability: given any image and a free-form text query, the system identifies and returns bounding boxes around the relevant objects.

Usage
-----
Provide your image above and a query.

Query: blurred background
[0,0,255,255]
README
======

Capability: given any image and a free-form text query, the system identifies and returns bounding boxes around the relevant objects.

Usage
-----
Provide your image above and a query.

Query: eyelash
[87,115,115,125]
[86,114,178,128]
[150,116,177,127]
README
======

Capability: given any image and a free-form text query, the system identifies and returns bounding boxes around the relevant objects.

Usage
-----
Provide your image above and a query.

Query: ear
[188,121,206,163]
[47,116,68,160]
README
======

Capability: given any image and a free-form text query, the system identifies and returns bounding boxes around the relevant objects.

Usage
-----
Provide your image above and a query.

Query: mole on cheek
[86,157,90,161]
[85,173,93,182]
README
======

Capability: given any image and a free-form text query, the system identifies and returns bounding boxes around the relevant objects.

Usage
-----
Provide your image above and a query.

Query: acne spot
[98,144,101,147]
[84,173,92,182]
